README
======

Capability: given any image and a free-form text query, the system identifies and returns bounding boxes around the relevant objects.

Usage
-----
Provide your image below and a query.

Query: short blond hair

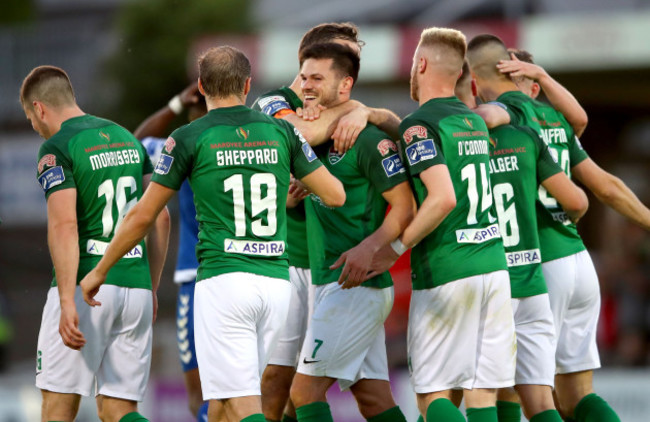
[199,45,251,98]
[20,65,76,110]
[417,27,466,76]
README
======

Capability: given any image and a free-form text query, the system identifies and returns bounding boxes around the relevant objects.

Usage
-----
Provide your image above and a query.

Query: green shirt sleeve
[140,141,154,175]
[36,137,75,199]
[150,129,194,191]
[527,127,563,182]
[568,134,589,168]
[356,130,408,193]
[398,117,446,177]
[282,120,323,179]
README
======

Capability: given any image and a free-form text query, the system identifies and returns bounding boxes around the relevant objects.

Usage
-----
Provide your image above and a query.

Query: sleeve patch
[38,154,57,173]
[293,127,308,144]
[262,100,292,116]
[487,101,508,110]
[38,166,65,192]
[154,154,174,175]
[403,125,428,144]
[405,139,437,165]
[302,143,318,163]
[257,95,286,108]
[164,137,176,153]
[574,135,584,150]
[141,137,165,165]
[377,139,398,156]
[382,154,406,177]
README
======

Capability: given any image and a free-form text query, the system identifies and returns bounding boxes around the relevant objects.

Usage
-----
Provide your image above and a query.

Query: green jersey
[497,91,590,262]
[151,105,322,282]
[488,125,563,297]
[252,87,310,269]
[306,125,407,288]
[399,97,507,290]
[36,114,153,289]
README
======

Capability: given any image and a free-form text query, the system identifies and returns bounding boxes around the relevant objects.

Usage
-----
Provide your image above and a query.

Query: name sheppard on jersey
[89,148,141,171]
[216,149,278,166]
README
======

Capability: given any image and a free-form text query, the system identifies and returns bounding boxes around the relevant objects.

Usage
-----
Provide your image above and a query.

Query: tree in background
[105,0,251,129]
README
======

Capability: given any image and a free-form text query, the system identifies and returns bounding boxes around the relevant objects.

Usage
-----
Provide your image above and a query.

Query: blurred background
[1,0,650,420]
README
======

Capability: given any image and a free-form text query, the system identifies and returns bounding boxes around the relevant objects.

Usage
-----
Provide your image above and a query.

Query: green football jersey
[489,125,563,297]
[252,87,310,269]
[497,91,589,262]
[36,114,153,289]
[399,97,507,290]
[151,105,322,282]
[305,125,407,289]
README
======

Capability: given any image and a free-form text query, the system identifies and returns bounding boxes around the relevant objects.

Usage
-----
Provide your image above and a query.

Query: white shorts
[36,285,153,401]
[408,270,516,393]
[511,294,556,386]
[296,283,393,391]
[194,272,291,400]
[543,250,601,374]
[268,267,314,367]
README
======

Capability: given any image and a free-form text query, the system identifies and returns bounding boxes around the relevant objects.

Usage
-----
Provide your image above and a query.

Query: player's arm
[133,83,201,140]
[541,172,588,223]
[473,104,510,129]
[80,182,177,306]
[283,100,360,146]
[334,182,416,288]
[497,54,588,137]
[331,106,401,153]
[142,174,170,323]
[47,188,86,350]
[368,165,456,277]
[571,158,650,230]
[298,167,345,208]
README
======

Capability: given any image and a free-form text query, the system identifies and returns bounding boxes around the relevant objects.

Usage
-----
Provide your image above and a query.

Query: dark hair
[198,46,251,98]
[20,65,76,109]
[299,42,360,86]
[508,48,534,64]
[467,34,507,52]
[299,22,363,55]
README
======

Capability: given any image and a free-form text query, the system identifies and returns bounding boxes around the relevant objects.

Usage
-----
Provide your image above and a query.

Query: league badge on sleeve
[259,96,292,116]
[302,142,318,163]
[405,139,437,166]
[382,154,406,177]
[38,166,65,192]
[154,154,174,175]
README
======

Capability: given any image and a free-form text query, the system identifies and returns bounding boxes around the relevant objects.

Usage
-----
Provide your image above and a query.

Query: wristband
[390,238,408,256]
[168,95,184,115]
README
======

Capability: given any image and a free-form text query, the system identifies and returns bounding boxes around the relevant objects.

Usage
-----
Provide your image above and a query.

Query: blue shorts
[177,281,197,372]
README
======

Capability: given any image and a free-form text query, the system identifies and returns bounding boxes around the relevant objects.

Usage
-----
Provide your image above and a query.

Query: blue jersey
[142,137,198,283]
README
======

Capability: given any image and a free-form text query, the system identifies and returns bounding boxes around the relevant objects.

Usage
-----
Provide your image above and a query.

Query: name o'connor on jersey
[89,149,142,171]
[458,139,489,156]
[216,149,279,167]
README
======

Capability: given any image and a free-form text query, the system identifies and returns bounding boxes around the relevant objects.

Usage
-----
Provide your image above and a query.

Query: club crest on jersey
[236,127,249,140]
[377,139,398,156]
[164,137,176,153]
[328,145,345,165]
[38,154,56,173]
[99,131,111,142]
[489,137,497,149]
[403,125,427,144]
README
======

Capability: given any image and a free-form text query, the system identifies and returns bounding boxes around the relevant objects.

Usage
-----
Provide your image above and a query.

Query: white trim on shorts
[543,250,601,374]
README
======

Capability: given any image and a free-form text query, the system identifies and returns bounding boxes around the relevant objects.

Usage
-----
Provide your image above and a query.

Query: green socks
[295,402,333,422]
[119,412,149,422]
[574,394,620,422]
[496,401,521,422]
[281,415,298,422]
[427,398,465,422]
[529,409,562,422]
[466,406,497,422]
[241,414,266,422]
[366,406,407,422]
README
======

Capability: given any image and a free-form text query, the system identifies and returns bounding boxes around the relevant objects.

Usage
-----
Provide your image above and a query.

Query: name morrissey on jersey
[89,148,142,171]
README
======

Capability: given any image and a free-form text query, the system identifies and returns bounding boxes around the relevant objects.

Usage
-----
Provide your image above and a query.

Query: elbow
[323,183,346,208]
[441,194,457,216]
[574,115,588,136]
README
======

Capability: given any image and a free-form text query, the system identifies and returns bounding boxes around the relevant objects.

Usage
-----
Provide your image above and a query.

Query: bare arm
[474,104,510,129]
[333,181,416,288]
[80,182,176,305]
[47,189,86,350]
[497,55,588,137]
[283,100,360,146]
[298,167,345,208]
[331,106,401,153]
[133,83,201,139]
[572,158,650,230]
[541,172,589,223]
[142,175,170,293]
